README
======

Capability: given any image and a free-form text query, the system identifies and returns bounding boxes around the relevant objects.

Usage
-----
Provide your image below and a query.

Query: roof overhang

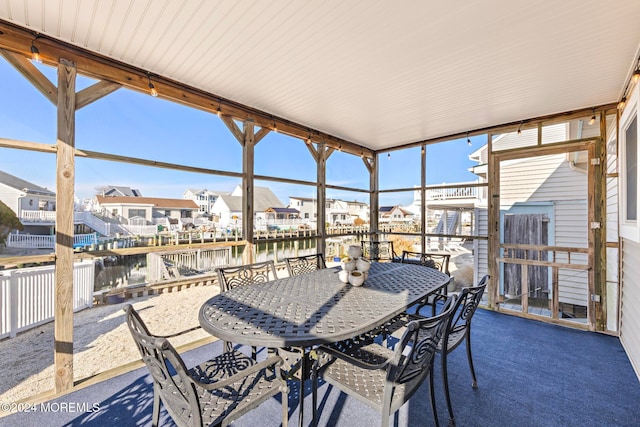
[1,1,639,151]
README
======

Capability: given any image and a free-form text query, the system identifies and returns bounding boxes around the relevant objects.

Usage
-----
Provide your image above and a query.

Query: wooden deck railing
[497,243,590,319]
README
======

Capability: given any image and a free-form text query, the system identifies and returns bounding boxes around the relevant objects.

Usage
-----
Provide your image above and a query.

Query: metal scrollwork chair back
[438,274,489,426]
[401,251,451,275]
[216,260,278,292]
[284,253,326,276]
[123,304,289,427]
[312,295,457,427]
[361,240,399,262]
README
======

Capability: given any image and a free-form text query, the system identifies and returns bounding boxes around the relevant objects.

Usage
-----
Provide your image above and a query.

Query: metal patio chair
[402,251,452,315]
[311,295,457,427]
[123,304,289,427]
[216,260,278,357]
[437,275,488,426]
[284,253,326,276]
[361,240,400,262]
[216,260,278,292]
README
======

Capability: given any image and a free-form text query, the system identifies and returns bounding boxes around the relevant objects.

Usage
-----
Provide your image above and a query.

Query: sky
[0,58,483,207]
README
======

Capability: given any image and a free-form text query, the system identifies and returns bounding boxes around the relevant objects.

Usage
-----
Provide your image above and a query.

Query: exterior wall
[621,238,640,380]
[0,184,20,214]
[474,207,489,286]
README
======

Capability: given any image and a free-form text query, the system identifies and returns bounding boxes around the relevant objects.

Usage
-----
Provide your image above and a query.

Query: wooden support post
[370,154,379,239]
[54,59,76,393]
[521,264,529,313]
[487,133,499,309]
[317,143,328,256]
[591,132,607,331]
[421,144,427,253]
[552,267,559,319]
[242,120,255,265]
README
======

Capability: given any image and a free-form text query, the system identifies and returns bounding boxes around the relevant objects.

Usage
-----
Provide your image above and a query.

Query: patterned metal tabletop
[199,262,449,348]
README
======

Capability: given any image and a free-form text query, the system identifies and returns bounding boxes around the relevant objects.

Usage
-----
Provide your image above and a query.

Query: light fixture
[467,132,472,146]
[273,120,278,133]
[517,122,523,135]
[619,96,627,110]
[216,99,222,116]
[421,145,425,154]
[589,109,596,126]
[30,37,42,63]
[387,152,391,159]
[147,75,158,97]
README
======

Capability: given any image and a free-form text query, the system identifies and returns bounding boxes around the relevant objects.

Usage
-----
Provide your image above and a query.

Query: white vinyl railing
[0,261,94,339]
[6,233,98,249]
[425,185,482,201]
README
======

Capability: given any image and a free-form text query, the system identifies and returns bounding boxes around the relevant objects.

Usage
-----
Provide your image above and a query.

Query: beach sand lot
[0,283,215,403]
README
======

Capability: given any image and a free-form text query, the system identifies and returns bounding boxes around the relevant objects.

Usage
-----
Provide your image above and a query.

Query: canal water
[93,238,360,291]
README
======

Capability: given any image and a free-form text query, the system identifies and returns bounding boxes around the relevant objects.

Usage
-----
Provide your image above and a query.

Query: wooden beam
[304,141,319,163]
[254,126,271,145]
[75,80,122,110]
[0,21,374,158]
[0,137,57,153]
[0,48,57,105]
[221,115,244,146]
[74,148,243,179]
[54,58,76,393]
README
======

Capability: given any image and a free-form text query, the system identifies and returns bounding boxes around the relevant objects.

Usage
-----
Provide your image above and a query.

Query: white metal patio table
[199,261,450,426]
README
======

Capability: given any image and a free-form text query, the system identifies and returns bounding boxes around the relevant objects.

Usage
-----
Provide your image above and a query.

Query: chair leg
[429,365,440,427]
[282,380,289,427]
[466,332,478,388]
[152,384,160,427]
[441,351,455,426]
[311,359,318,427]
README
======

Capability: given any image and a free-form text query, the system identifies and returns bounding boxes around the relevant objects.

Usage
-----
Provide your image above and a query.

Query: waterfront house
[0,169,56,235]
[182,188,223,215]
[212,185,285,229]
[95,195,199,229]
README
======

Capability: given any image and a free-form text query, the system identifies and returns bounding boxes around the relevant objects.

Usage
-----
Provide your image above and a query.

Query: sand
[0,284,216,403]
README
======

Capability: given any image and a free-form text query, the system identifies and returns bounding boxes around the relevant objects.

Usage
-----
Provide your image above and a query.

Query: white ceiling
[1,0,640,151]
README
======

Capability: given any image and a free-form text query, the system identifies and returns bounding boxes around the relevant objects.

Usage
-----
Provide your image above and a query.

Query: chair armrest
[193,354,284,390]
[317,343,392,371]
[156,325,202,339]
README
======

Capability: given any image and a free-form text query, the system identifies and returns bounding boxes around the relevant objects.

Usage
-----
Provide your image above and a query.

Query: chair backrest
[123,304,201,426]
[217,260,278,292]
[442,275,489,353]
[388,295,456,391]
[401,251,451,275]
[361,240,396,261]
[284,253,326,276]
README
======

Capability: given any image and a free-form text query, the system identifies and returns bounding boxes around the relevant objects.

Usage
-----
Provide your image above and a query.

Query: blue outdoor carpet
[1,309,638,426]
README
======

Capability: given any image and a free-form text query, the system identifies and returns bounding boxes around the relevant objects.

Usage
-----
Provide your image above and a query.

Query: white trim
[619,84,640,242]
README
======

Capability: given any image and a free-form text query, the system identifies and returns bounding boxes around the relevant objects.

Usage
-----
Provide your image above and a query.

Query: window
[620,83,640,242]
[128,209,145,218]
[625,116,637,221]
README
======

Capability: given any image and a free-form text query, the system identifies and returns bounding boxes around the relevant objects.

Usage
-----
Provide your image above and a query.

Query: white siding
[474,207,489,285]
[621,238,640,381]
[500,154,587,208]
[0,183,21,214]
[554,200,589,306]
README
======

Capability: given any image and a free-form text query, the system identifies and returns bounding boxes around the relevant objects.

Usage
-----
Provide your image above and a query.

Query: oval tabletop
[199,262,449,349]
